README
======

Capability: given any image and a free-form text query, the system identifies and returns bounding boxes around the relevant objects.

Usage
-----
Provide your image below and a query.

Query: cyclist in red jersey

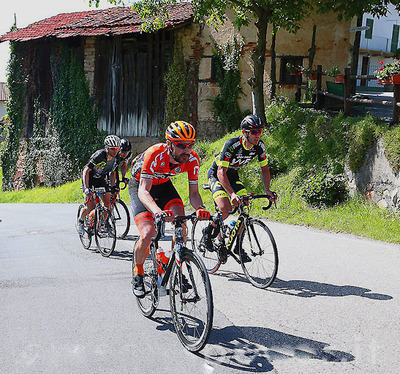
[129,121,211,297]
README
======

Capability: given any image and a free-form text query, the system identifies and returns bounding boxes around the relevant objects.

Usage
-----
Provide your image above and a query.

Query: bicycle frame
[153,214,196,294]
[210,193,273,264]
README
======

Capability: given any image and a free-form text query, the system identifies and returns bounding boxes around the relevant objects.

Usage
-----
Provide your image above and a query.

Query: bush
[382,126,400,173]
[300,167,348,207]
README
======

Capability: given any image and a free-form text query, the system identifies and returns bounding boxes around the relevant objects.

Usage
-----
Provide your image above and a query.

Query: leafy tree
[92,0,400,121]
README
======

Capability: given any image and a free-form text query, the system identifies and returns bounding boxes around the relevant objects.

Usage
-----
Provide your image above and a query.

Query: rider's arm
[121,161,128,180]
[82,165,91,191]
[188,183,205,210]
[217,165,241,206]
[138,177,163,216]
[260,164,277,201]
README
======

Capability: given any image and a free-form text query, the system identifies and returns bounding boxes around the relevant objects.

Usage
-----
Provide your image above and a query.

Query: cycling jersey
[131,143,200,186]
[208,136,268,178]
[87,149,119,179]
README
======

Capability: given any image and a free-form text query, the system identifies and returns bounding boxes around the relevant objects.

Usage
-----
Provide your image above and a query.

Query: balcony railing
[360,36,395,53]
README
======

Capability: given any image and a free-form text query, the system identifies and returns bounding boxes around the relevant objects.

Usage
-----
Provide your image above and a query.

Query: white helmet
[104,135,121,148]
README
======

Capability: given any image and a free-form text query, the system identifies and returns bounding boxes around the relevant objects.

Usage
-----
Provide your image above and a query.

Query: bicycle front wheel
[95,207,116,257]
[239,219,278,289]
[77,204,92,249]
[113,199,130,239]
[133,243,159,317]
[169,250,213,352]
[191,218,221,274]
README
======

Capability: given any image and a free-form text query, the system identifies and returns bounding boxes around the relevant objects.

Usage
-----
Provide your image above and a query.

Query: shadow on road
[148,310,354,372]
[269,278,392,300]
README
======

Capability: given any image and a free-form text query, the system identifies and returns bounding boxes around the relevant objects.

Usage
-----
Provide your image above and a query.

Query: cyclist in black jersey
[202,115,277,262]
[77,135,121,236]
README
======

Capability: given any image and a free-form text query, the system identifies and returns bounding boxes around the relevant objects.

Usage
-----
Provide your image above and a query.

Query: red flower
[379,67,383,71]
[379,61,383,65]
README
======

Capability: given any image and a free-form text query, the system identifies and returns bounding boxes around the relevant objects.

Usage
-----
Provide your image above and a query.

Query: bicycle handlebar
[153,212,197,243]
[228,192,277,215]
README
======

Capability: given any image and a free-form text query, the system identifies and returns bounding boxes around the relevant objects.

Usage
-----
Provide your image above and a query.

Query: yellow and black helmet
[165,121,196,142]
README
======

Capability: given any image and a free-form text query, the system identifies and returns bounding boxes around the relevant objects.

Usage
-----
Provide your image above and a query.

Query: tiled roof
[0,82,9,101]
[0,3,193,42]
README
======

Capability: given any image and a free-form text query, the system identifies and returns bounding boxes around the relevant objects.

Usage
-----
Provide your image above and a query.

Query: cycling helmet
[104,135,121,148]
[120,138,131,152]
[240,115,265,130]
[165,121,196,142]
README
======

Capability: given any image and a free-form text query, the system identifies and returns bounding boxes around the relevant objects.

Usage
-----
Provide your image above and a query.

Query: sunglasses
[174,142,195,150]
[108,147,120,151]
[249,129,263,136]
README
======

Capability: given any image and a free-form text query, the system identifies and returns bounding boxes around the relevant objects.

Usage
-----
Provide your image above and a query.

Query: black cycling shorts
[129,178,183,219]
[207,169,247,201]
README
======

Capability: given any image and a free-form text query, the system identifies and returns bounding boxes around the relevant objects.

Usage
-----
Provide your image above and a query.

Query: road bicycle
[191,185,278,289]
[76,187,117,257]
[132,212,213,352]
[110,183,131,239]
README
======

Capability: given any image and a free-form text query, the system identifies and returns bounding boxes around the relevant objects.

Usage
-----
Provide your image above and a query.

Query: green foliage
[382,126,400,173]
[299,165,348,207]
[348,116,381,172]
[1,42,27,191]
[163,38,190,130]
[264,97,383,206]
[50,46,104,178]
[212,37,244,132]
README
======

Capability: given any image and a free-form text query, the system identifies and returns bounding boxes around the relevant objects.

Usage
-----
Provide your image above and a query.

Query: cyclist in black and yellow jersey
[202,114,277,262]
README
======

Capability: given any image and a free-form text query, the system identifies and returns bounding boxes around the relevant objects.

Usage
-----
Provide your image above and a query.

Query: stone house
[0,3,357,153]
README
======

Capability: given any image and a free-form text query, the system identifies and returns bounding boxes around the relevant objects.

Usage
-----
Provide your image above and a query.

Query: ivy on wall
[1,42,27,191]
[212,37,245,132]
[51,46,104,178]
[1,43,104,190]
[163,37,190,132]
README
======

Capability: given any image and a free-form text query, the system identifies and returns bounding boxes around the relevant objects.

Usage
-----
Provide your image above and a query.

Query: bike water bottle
[156,248,171,274]
[89,210,95,227]
[228,220,236,234]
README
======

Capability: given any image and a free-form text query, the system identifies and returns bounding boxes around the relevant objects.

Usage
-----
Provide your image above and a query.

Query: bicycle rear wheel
[191,218,221,274]
[77,204,92,249]
[239,218,278,289]
[169,250,213,352]
[95,207,116,257]
[133,243,159,317]
[113,199,130,239]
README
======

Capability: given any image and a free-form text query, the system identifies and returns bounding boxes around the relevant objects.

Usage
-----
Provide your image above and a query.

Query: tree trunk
[269,25,277,101]
[248,9,268,122]
[351,16,362,95]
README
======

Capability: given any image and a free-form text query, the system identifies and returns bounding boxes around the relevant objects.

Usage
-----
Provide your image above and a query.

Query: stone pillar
[84,37,96,95]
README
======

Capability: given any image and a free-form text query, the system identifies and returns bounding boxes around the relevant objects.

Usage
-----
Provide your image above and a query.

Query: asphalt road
[1,203,399,373]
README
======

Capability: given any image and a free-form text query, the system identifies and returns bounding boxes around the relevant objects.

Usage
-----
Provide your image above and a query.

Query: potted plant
[374,60,395,85]
[325,66,344,83]
[301,66,318,80]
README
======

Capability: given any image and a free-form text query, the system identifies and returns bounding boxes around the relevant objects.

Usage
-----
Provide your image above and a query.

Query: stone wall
[346,137,400,210]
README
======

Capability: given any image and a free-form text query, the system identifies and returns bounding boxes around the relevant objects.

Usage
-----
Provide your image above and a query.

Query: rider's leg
[133,212,155,274]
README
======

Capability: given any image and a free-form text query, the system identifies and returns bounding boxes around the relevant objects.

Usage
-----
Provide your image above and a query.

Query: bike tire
[77,204,92,249]
[191,218,221,274]
[133,242,159,317]
[169,250,213,352]
[113,199,130,239]
[238,218,278,289]
[95,207,116,257]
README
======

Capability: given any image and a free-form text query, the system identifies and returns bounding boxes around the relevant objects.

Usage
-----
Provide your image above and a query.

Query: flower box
[377,77,393,85]
[392,74,400,84]
[334,74,344,84]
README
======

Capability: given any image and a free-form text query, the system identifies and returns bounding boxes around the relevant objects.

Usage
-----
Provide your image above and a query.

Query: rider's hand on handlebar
[155,210,175,222]
[122,177,129,185]
[196,207,211,220]
[266,190,278,202]
[230,193,242,207]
